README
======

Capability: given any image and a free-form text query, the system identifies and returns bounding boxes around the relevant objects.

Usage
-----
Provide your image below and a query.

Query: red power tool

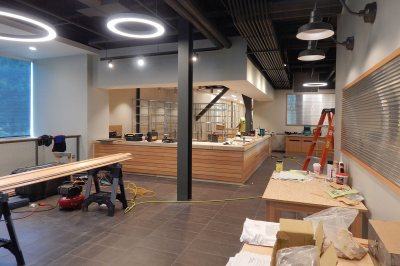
[58,181,85,210]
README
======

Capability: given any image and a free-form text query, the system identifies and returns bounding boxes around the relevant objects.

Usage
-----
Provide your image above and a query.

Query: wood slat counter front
[94,136,271,183]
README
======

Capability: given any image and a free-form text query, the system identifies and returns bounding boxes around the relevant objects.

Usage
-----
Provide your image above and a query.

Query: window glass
[287,94,335,125]
[0,57,31,137]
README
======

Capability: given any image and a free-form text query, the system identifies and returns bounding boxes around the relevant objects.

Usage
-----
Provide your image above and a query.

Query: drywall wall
[97,38,247,89]
[0,55,107,174]
[246,58,274,99]
[336,0,400,220]
[253,89,333,151]
[96,38,273,101]
[33,55,88,161]
[87,55,109,157]
[109,89,136,135]
[0,142,36,176]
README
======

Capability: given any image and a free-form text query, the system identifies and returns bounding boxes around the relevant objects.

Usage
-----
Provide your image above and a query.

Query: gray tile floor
[0,153,303,266]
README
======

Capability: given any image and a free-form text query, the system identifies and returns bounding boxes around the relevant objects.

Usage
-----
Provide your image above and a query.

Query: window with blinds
[287,94,335,125]
[0,57,31,138]
[342,54,400,189]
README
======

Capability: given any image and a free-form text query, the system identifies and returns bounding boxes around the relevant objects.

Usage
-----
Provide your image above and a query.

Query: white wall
[336,0,400,220]
[87,55,109,157]
[0,142,36,176]
[109,89,136,134]
[97,38,247,90]
[246,58,275,98]
[33,55,89,160]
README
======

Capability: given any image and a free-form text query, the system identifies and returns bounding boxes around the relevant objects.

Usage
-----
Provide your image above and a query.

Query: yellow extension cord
[123,182,261,214]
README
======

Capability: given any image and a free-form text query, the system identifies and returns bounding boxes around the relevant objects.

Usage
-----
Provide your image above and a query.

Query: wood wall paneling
[94,138,270,184]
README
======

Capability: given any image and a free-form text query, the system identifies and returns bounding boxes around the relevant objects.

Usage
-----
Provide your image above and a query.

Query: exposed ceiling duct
[225,0,291,89]
[164,0,231,49]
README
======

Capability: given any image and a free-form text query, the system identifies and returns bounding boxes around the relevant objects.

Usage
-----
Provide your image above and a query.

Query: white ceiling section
[0,20,98,60]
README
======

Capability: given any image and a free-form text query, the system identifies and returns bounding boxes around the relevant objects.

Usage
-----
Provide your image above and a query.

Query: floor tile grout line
[169,198,228,265]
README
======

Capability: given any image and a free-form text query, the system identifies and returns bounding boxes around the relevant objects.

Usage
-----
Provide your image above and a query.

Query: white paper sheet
[240,218,280,247]
[226,251,272,266]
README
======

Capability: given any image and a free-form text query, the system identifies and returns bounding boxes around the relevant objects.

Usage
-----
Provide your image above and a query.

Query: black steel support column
[177,18,193,200]
[242,95,253,134]
[136,88,141,133]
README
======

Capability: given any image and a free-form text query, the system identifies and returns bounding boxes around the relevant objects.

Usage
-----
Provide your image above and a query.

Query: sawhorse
[82,163,127,216]
[0,192,25,266]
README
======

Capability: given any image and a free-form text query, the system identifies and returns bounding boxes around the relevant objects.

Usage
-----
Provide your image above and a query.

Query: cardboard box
[271,218,337,266]
[368,220,400,265]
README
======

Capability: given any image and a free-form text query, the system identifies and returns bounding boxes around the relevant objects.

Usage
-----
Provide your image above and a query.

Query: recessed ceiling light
[303,82,328,87]
[29,46,37,51]
[283,64,287,67]
[108,60,114,69]
[137,58,145,66]
[192,53,198,62]
[0,10,56,42]
[107,13,165,39]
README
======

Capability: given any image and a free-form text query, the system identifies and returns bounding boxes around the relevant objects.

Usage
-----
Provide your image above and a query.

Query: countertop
[96,135,271,152]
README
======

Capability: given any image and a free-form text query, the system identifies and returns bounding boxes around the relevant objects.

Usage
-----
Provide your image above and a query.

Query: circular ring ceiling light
[0,10,57,42]
[296,21,334,41]
[298,49,325,61]
[303,82,328,87]
[107,13,165,39]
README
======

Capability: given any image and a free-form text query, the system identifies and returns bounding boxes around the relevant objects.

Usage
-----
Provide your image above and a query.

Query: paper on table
[226,251,272,266]
[272,170,310,181]
[240,218,280,246]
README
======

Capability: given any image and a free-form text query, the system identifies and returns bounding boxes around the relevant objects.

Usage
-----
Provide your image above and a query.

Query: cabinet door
[286,138,302,153]
[302,139,313,153]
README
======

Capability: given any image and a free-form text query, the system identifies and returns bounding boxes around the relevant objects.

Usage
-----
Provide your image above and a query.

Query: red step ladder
[302,108,335,172]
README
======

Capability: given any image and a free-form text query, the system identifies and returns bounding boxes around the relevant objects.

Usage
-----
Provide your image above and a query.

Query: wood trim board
[343,47,400,91]
[341,149,400,196]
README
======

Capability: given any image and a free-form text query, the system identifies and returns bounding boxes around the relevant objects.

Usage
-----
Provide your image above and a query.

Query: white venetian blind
[287,94,335,125]
[342,53,400,189]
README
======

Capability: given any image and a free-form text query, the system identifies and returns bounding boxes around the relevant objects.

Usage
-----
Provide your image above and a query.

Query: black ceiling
[0,0,343,89]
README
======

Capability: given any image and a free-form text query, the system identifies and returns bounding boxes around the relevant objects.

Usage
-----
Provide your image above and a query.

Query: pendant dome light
[298,41,325,61]
[297,1,377,41]
[296,10,334,41]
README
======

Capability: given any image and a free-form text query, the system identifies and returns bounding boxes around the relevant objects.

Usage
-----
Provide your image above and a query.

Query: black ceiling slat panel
[225,0,290,89]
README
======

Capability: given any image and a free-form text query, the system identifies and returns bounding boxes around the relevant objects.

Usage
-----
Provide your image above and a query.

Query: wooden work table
[262,177,368,238]
[94,136,271,183]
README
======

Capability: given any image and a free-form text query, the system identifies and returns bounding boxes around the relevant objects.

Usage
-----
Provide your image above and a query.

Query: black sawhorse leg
[82,163,127,216]
[0,193,25,266]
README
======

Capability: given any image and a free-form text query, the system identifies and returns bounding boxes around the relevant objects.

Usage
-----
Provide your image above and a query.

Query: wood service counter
[94,136,271,183]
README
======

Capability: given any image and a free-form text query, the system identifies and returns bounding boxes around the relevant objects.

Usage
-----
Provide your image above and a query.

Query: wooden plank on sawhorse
[82,163,128,216]
[0,153,132,193]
